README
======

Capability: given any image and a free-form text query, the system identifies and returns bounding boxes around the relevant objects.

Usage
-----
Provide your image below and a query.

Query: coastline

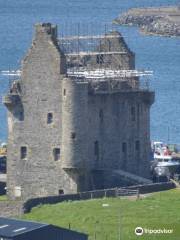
[114,6,180,37]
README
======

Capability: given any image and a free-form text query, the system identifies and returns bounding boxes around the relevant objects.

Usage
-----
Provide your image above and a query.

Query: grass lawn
[22,189,180,240]
[0,195,7,201]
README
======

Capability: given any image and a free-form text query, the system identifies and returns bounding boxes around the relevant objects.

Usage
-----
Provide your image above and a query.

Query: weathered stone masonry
[4,23,154,200]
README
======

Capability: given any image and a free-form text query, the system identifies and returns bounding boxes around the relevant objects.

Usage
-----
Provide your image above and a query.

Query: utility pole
[118,208,122,240]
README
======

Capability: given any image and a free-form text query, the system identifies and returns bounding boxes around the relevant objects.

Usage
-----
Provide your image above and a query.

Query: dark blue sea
[0,0,180,143]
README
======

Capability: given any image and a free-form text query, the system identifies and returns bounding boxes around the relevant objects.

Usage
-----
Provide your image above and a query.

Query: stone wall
[6,23,69,199]
[0,182,175,217]
[128,181,175,194]
[23,182,175,213]
[0,200,23,217]
[87,91,154,185]
[85,31,135,70]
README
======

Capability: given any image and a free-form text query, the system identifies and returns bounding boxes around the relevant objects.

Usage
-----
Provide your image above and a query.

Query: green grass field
[0,195,7,201]
[22,189,180,240]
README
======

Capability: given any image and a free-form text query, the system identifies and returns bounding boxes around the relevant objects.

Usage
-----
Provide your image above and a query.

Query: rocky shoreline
[114,6,180,37]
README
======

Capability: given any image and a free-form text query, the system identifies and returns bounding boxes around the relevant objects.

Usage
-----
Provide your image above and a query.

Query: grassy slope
[22,189,180,240]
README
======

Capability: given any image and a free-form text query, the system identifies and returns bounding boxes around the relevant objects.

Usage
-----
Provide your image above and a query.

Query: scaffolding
[67,68,153,79]
[58,23,126,58]
[57,23,153,91]
[0,23,153,95]
[59,34,122,41]
[0,69,153,80]
[65,51,127,57]
[0,70,21,76]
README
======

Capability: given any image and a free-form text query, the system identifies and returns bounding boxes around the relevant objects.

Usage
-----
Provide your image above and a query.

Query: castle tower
[61,78,89,192]
[4,23,154,200]
[4,23,72,199]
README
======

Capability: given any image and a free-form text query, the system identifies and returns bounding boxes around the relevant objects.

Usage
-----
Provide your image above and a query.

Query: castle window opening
[131,106,136,121]
[19,111,24,121]
[53,148,60,161]
[137,103,140,115]
[21,146,27,160]
[135,140,140,151]
[58,189,64,195]
[63,89,66,96]
[71,132,76,139]
[47,112,53,124]
[99,109,104,123]
[94,141,99,161]
[96,54,104,64]
[122,142,127,154]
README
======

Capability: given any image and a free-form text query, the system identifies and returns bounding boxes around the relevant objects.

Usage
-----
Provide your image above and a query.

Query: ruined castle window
[135,140,140,152]
[71,132,76,139]
[47,112,53,124]
[63,89,66,96]
[53,148,60,161]
[59,189,64,195]
[99,109,104,123]
[131,106,136,121]
[122,142,127,154]
[19,111,24,121]
[94,141,99,161]
[21,146,27,160]
[96,54,104,64]
[137,103,140,115]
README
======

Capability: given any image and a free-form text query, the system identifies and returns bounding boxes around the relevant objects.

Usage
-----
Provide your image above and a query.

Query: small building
[0,217,88,240]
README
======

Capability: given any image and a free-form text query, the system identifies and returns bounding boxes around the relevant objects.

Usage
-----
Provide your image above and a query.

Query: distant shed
[0,217,88,240]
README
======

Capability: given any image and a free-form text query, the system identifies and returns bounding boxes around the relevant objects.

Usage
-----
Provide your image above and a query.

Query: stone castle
[4,23,154,199]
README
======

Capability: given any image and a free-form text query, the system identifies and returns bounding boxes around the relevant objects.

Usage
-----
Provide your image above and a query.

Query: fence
[116,188,139,197]
[23,181,175,213]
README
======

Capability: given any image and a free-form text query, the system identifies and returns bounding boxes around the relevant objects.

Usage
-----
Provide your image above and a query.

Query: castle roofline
[34,22,58,40]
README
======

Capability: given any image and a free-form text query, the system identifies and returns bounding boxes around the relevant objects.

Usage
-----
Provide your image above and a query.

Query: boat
[151,141,180,182]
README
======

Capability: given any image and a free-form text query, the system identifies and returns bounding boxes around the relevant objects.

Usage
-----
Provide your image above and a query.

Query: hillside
[114,6,180,37]
[22,189,180,240]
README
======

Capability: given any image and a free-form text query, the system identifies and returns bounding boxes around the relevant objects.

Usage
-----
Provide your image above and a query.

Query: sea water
[0,0,180,143]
